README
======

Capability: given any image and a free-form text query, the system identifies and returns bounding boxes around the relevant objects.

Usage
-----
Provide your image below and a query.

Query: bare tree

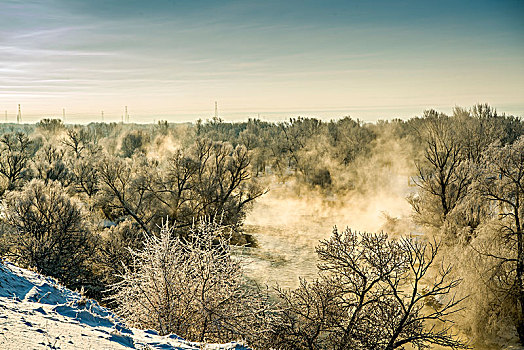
[0,132,33,194]
[96,154,155,234]
[271,278,341,349]
[96,220,143,285]
[36,118,65,135]
[411,111,470,226]
[271,228,468,350]
[67,151,100,198]
[97,138,263,236]
[62,127,91,157]
[183,139,263,228]
[120,130,150,158]
[473,137,524,342]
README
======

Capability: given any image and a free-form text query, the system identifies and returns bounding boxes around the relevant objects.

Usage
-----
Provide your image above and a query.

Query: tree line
[0,104,522,348]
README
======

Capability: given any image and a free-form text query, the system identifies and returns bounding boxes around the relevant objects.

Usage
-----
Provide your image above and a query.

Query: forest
[0,103,523,349]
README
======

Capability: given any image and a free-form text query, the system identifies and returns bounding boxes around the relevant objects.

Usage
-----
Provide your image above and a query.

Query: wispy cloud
[0,0,523,122]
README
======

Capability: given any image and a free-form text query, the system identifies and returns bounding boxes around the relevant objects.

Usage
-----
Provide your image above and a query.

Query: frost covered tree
[32,144,71,186]
[411,105,522,231]
[411,111,469,227]
[109,219,274,344]
[471,137,524,343]
[96,138,263,238]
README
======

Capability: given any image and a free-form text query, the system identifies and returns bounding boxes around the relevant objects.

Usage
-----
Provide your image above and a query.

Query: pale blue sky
[1,0,523,123]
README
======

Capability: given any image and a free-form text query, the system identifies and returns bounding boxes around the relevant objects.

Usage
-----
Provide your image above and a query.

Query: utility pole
[125,106,129,123]
[62,108,66,124]
[16,104,21,124]
[101,110,104,122]
[214,101,218,119]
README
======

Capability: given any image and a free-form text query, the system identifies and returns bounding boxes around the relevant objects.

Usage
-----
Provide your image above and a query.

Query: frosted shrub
[109,219,274,344]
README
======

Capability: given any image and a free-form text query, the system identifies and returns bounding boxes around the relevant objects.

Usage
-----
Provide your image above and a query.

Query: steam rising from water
[242,174,414,288]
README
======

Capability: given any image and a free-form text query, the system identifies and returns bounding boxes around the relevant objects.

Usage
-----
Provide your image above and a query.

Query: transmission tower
[101,110,104,122]
[125,106,129,123]
[16,104,21,124]
[215,101,218,119]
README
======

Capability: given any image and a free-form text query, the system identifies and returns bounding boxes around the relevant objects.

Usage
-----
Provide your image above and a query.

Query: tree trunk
[516,213,524,344]
[514,201,524,345]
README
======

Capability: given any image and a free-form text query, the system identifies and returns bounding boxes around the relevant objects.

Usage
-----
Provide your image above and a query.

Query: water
[239,180,412,289]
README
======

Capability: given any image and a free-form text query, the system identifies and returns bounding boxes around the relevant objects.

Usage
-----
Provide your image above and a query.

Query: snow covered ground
[0,261,249,350]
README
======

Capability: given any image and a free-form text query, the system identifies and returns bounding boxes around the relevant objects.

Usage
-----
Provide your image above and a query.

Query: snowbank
[0,261,249,349]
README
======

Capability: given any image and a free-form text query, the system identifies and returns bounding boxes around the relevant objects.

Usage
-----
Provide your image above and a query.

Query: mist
[242,136,416,288]
[1,106,523,348]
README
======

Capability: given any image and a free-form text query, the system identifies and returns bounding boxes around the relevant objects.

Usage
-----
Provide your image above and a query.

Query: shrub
[109,219,274,344]
[96,220,144,285]
[2,179,95,290]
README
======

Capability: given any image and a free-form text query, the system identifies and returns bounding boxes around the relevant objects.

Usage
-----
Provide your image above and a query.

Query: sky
[1,0,523,123]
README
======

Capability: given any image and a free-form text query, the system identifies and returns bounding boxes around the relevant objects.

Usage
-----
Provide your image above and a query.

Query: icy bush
[109,219,274,345]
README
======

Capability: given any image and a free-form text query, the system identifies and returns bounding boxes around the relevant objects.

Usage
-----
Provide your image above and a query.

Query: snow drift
[0,260,249,349]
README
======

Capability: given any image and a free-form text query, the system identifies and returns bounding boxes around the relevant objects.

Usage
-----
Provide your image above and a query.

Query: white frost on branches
[109,219,274,345]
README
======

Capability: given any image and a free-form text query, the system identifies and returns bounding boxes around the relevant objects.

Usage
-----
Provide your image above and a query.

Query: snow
[0,260,249,350]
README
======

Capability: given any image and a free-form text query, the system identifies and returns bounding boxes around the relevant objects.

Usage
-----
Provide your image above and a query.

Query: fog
[243,141,415,288]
